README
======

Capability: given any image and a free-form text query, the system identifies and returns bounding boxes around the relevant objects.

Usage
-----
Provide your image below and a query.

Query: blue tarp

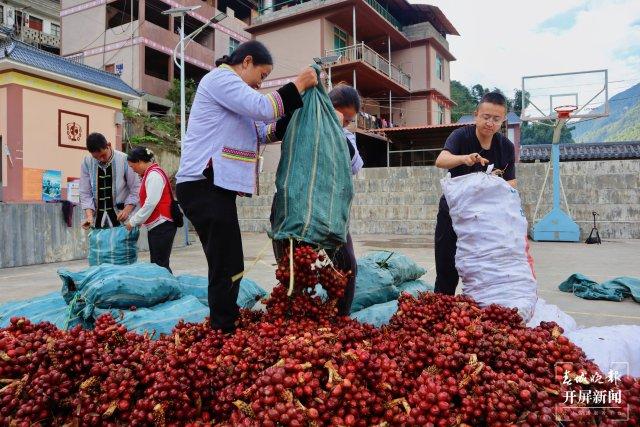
[0,292,85,330]
[396,280,434,297]
[58,263,182,319]
[351,300,398,328]
[361,251,426,286]
[88,226,139,266]
[94,295,208,338]
[176,275,267,309]
[350,258,399,313]
[559,274,640,303]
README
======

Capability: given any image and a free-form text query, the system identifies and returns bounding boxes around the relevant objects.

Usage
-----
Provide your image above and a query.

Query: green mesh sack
[270,65,354,249]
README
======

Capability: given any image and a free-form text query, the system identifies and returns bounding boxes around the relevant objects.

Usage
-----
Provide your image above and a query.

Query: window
[107,0,139,30]
[0,6,4,25]
[435,54,444,81]
[145,47,170,81]
[28,16,43,32]
[334,27,348,50]
[50,23,60,37]
[105,64,115,73]
[436,103,445,125]
[229,37,240,55]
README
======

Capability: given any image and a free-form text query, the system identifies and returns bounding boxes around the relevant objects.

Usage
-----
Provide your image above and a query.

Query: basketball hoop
[554,105,578,119]
[521,70,609,242]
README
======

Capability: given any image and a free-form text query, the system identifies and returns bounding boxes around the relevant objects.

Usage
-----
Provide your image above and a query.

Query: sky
[416,0,640,99]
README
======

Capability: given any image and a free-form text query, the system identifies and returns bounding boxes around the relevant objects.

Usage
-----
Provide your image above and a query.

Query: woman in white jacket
[125,147,177,273]
[175,41,317,333]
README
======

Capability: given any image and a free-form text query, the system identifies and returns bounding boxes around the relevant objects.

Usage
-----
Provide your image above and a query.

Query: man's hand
[81,210,94,230]
[116,205,134,222]
[463,153,489,167]
[124,221,134,231]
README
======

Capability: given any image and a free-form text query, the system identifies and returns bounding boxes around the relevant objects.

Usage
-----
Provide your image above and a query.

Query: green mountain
[572,83,640,142]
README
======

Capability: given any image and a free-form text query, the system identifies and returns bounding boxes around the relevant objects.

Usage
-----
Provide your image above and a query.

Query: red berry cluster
[0,277,638,425]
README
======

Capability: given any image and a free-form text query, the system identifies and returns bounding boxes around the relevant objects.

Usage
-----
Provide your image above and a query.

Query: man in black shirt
[433,92,517,295]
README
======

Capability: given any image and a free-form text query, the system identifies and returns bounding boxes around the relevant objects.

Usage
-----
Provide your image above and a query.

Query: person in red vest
[124,147,177,272]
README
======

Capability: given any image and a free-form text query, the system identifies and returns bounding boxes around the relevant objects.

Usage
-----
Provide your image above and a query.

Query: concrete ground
[1,233,639,328]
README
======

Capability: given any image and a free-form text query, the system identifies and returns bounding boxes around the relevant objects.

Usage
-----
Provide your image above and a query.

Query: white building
[0,0,61,54]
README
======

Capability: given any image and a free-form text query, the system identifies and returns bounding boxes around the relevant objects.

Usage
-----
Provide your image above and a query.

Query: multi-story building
[0,0,61,54]
[60,0,255,112]
[248,0,458,129]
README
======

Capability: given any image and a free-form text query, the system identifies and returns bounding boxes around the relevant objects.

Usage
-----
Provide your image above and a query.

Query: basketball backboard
[521,69,609,122]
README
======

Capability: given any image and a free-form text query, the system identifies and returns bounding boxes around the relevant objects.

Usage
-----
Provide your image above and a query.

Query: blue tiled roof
[520,142,640,162]
[0,39,140,97]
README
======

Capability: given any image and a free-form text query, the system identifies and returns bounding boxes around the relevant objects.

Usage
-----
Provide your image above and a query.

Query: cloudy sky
[417,0,640,98]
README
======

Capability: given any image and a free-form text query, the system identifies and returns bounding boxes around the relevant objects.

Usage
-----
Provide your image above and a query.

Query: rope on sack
[287,238,295,296]
[231,238,273,284]
[63,293,81,331]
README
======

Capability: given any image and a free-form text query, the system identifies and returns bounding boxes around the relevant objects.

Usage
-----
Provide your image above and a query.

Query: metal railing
[326,43,410,90]
[64,52,85,64]
[257,0,402,31]
[363,0,401,30]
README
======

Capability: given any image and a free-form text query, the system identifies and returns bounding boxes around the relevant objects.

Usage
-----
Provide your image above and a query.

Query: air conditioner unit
[115,111,124,125]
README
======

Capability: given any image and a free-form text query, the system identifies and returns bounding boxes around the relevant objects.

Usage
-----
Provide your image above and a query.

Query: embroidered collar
[98,148,115,168]
[219,63,239,75]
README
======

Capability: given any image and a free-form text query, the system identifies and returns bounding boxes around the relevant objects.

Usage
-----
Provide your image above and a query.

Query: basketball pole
[531,107,580,242]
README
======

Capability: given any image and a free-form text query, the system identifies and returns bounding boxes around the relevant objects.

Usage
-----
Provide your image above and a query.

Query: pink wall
[3,85,23,201]
[21,88,120,194]
[396,99,429,126]
[0,87,7,190]
[0,78,122,202]
[428,44,450,98]
[392,46,428,92]
[255,19,323,80]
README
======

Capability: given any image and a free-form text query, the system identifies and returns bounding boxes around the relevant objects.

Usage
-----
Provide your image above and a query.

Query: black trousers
[176,178,243,333]
[332,234,357,316]
[270,196,357,315]
[147,221,177,273]
[434,195,459,295]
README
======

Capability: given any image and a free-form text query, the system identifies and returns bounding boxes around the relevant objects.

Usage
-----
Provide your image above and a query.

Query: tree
[166,78,197,116]
[471,84,489,103]
[450,82,523,122]
[513,89,523,117]
[520,121,575,145]
[450,80,478,122]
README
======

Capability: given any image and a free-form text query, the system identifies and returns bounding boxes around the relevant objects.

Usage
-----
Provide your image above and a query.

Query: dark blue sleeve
[443,128,465,154]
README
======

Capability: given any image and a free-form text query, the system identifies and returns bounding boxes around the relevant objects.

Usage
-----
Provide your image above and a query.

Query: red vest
[140,164,173,225]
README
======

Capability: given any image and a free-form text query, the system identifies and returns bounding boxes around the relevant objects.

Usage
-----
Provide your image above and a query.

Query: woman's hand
[124,221,134,231]
[335,110,344,126]
[294,67,318,93]
[117,205,134,222]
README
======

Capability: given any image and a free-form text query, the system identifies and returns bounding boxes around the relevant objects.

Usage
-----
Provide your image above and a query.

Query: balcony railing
[363,0,401,30]
[325,43,410,90]
[256,0,402,31]
[17,26,60,48]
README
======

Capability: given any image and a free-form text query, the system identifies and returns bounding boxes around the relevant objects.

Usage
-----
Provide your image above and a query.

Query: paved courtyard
[1,233,639,328]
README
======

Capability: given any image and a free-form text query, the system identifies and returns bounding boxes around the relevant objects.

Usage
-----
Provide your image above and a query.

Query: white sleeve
[255,121,278,144]
[128,171,164,227]
[351,150,364,175]
[208,72,285,122]
[79,157,95,210]
[345,131,364,175]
